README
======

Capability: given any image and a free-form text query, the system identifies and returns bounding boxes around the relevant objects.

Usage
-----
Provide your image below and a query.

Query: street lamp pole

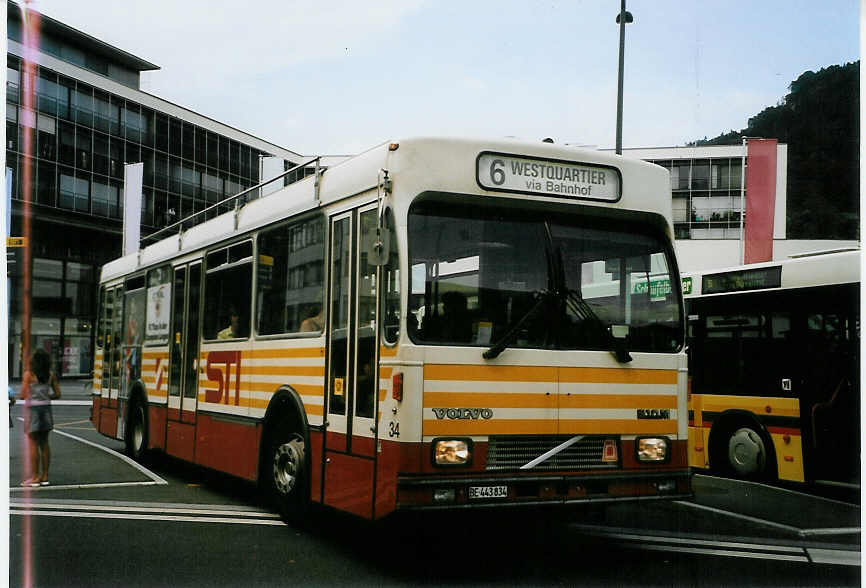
[615,0,633,155]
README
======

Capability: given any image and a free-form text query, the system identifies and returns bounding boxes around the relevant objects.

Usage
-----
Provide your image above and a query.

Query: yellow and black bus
[683,249,859,489]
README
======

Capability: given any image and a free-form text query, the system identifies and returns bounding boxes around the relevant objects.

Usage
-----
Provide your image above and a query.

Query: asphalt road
[7,385,861,587]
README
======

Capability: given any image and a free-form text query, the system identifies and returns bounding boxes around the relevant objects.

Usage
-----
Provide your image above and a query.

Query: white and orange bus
[92,136,691,521]
[684,249,860,488]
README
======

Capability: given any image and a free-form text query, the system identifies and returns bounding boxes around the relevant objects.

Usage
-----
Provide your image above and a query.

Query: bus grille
[485,435,619,472]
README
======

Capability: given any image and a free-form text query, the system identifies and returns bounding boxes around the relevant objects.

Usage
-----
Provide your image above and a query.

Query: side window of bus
[145,265,172,345]
[256,216,325,336]
[203,241,253,340]
[96,286,106,349]
[382,208,400,344]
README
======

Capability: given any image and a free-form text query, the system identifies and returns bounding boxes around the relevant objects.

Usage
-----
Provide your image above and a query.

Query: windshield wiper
[483,290,550,360]
[562,288,632,363]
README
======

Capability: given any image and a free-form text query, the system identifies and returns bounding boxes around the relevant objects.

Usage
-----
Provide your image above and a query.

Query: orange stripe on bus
[380,346,398,357]
[246,381,324,395]
[243,365,326,377]
[559,394,677,409]
[424,392,555,409]
[247,398,325,415]
[559,367,678,385]
[424,364,676,385]
[423,392,677,410]
[557,419,678,435]
[423,419,679,436]
[425,364,557,382]
[244,348,325,359]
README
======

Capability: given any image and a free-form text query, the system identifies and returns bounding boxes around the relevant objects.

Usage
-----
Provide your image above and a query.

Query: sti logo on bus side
[432,408,494,420]
[205,351,242,405]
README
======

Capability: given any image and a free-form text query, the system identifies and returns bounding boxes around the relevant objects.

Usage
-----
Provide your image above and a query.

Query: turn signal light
[602,439,618,462]
[392,373,403,402]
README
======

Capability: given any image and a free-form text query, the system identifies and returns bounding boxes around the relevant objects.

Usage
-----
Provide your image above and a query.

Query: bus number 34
[388,421,400,438]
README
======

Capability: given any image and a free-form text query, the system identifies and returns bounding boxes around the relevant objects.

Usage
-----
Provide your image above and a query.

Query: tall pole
[615,0,632,155]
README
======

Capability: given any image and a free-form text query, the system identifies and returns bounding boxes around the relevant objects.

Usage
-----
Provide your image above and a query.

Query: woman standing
[20,348,61,487]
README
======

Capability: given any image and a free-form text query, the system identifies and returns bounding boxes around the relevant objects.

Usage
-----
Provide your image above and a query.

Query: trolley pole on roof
[615,0,633,155]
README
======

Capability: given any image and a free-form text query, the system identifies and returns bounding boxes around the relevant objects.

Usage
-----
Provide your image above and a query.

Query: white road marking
[674,500,804,534]
[9,427,168,490]
[10,481,162,493]
[674,500,860,538]
[10,509,286,526]
[570,524,859,566]
[10,500,280,519]
[51,428,168,485]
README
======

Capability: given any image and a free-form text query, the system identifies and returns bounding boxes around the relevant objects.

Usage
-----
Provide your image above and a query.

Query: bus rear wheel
[726,426,767,478]
[267,422,309,523]
[126,399,148,462]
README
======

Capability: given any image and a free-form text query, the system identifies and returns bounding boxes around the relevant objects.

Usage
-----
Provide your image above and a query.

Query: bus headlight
[636,437,669,462]
[433,438,472,466]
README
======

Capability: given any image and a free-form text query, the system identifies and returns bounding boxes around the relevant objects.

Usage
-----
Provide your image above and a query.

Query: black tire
[266,415,309,524]
[126,398,149,462]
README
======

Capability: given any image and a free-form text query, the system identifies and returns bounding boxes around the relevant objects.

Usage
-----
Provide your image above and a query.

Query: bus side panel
[374,439,400,519]
[324,451,374,518]
[770,431,804,482]
[147,405,167,451]
[195,413,259,481]
[309,429,324,504]
[166,421,196,463]
[98,404,118,438]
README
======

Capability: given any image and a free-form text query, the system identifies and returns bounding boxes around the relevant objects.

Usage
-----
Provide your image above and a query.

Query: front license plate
[468,485,508,500]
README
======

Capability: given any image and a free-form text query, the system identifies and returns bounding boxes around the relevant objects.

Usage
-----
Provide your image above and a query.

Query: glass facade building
[646,157,744,240]
[6,3,304,378]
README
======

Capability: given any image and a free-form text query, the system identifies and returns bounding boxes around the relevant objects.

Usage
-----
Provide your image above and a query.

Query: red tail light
[392,373,403,402]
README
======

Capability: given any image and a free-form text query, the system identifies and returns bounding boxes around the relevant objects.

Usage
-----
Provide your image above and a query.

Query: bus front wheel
[726,426,767,478]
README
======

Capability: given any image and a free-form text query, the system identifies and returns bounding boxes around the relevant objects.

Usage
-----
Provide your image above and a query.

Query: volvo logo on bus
[432,408,494,420]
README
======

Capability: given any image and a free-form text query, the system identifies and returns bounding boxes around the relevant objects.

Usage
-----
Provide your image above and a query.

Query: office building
[6,2,305,378]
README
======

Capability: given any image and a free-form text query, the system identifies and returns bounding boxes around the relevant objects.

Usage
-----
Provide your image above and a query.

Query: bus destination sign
[477,152,621,202]
[702,266,782,295]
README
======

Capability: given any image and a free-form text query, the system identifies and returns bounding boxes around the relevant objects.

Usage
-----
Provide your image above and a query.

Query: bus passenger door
[97,287,122,438]
[323,207,379,517]
[166,262,202,461]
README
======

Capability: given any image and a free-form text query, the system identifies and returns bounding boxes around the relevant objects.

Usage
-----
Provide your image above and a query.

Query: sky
[17,0,861,156]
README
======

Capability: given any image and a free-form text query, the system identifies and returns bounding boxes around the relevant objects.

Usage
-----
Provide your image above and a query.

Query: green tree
[689,62,859,239]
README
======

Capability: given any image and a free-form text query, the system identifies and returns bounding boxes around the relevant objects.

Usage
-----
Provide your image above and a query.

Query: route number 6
[489,159,505,185]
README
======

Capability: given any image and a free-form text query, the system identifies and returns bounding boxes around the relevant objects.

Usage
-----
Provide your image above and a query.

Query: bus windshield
[408,199,683,354]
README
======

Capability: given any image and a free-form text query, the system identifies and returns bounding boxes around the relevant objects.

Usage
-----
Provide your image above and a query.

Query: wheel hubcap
[133,408,144,453]
[728,428,765,475]
[273,438,304,496]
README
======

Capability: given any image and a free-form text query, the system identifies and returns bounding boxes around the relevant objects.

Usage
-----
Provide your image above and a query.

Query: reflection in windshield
[407,199,683,353]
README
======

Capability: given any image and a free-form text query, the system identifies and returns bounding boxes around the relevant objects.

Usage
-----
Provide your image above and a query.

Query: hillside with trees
[689,62,859,239]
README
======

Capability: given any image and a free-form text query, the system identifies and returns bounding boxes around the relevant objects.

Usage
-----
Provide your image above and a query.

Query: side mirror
[367,226,390,266]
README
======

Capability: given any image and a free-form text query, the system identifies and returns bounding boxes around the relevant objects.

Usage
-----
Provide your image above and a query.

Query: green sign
[681,277,693,295]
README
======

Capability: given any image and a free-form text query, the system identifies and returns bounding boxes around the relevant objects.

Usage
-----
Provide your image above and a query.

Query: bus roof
[101,136,673,283]
[682,248,861,298]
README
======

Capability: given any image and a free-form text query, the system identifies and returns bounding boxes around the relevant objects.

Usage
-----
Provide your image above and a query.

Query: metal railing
[141,156,322,245]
